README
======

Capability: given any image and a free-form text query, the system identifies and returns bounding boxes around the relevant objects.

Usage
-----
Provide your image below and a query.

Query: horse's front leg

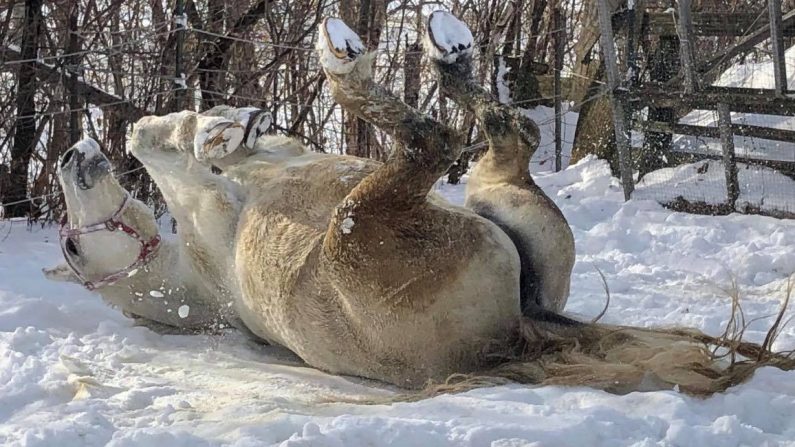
[129,111,243,236]
[200,106,272,168]
[129,112,246,322]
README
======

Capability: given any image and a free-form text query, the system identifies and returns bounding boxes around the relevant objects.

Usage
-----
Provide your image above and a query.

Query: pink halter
[59,195,161,291]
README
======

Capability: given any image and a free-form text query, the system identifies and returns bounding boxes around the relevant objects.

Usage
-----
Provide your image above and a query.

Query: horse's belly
[232,200,326,343]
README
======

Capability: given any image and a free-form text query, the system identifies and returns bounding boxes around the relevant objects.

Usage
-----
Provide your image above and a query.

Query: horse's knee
[394,117,462,175]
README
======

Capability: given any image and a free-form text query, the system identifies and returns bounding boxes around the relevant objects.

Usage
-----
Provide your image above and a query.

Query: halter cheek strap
[59,195,161,291]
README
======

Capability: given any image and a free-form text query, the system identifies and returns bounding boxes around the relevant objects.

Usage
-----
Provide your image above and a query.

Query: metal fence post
[717,103,740,209]
[597,0,634,200]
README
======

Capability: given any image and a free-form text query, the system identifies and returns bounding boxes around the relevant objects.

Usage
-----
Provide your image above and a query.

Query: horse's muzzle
[59,139,111,190]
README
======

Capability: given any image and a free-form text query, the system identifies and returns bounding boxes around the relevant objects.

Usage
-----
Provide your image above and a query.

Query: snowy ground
[2,157,795,446]
[635,159,795,215]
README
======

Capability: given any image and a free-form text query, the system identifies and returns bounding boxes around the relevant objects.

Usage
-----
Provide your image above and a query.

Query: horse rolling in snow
[44,13,793,394]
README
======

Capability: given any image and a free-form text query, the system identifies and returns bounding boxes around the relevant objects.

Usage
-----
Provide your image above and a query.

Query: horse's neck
[100,239,218,326]
[122,238,184,292]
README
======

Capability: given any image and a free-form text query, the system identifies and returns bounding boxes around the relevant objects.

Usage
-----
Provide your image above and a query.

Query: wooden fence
[596,0,795,217]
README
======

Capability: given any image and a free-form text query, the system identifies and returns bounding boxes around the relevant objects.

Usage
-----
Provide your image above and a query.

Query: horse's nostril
[61,149,75,168]
[65,237,79,256]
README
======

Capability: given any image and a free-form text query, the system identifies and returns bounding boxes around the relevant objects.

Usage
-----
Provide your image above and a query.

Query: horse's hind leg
[315,19,524,386]
[318,17,462,221]
[425,11,575,313]
[317,18,507,303]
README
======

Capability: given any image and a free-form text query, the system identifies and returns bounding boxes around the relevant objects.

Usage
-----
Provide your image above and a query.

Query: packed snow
[2,156,794,446]
[635,159,795,214]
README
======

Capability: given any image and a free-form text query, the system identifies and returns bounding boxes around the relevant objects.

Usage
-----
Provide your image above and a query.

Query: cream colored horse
[45,13,574,388]
[48,14,790,394]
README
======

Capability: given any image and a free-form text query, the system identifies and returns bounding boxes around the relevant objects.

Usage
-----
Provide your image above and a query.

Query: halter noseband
[59,194,161,291]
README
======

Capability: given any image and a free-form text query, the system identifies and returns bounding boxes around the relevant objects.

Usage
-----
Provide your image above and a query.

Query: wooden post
[640,36,678,177]
[676,0,698,93]
[554,6,564,172]
[597,0,634,200]
[768,0,787,96]
[717,103,740,209]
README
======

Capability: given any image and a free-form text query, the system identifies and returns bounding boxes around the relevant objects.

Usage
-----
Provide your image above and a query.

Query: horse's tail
[417,298,795,399]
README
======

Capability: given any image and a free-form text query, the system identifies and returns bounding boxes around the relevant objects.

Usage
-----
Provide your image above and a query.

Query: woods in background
[0,0,787,221]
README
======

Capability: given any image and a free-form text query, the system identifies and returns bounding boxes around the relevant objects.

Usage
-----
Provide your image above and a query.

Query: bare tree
[4,0,43,218]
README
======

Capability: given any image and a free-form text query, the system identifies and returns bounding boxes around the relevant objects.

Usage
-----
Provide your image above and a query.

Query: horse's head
[44,138,161,289]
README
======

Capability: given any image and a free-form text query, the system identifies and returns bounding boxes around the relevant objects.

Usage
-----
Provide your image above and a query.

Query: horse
[45,12,792,394]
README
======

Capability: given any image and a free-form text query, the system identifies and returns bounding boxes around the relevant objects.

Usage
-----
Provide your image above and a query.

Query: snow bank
[1,158,794,446]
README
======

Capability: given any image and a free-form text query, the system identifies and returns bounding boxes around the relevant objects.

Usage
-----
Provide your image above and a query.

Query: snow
[340,217,354,234]
[174,14,187,28]
[525,105,579,171]
[2,156,795,446]
[496,57,512,105]
[178,305,190,319]
[635,159,795,214]
[424,11,474,64]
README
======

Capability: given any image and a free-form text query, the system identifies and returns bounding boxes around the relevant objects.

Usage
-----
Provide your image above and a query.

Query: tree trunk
[639,35,679,178]
[65,1,82,145]
[3,0,43,218]
[515,0,546,106]
[340,0,386,160]
[198,0,228,110]
[198,0,270,110]
[570,63,620,174]
[403,40,421,108]
[569,0,624,173]
[570,0,622,104]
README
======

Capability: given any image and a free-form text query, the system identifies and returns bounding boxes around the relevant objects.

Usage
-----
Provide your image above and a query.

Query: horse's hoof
[240,108,272,149]
[425,11,473,64]
[317,17,366,75]
[195,120,245,162]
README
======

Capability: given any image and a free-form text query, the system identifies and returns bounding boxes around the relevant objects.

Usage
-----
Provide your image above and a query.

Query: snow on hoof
[424,10,473,64]
[317,17,366,74]
[194,119,245,162]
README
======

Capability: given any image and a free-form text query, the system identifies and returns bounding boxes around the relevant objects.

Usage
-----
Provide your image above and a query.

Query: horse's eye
[65,238,79,256]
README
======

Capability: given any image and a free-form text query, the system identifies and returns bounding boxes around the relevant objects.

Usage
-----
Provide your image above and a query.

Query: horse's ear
[43,263,80,283]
